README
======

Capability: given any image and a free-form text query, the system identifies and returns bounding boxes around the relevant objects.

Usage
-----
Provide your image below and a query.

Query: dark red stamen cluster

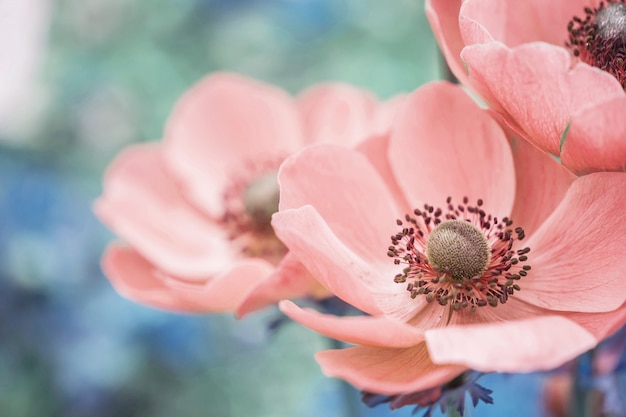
[221,157,287,263]
[567,1,626,88]
[387,197,531,312]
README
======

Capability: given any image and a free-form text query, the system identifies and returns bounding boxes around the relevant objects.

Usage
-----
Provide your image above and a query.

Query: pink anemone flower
[427,0,626,174]
[95,72,403,314]
[271,81,626,394]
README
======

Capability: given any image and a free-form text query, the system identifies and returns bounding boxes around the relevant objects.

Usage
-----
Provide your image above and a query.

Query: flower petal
[426,0,470,85]
[236,252,329,317]
[461,42,623,156]
[460,0,588,47]
[563,302,626,342]
[519,173,626,313]
[272,206,394,316]
[425,316,596,372]
[562,96,626,174]
[356,134,410,213]
[316,344,466,395]
[278,144,399,264]
[279,300,426,348]
[163,72,304,217]
[297,82,378,146]
[103,244,273,313]
[389,81,515,218]
[509,137,575,238]
[94,144,234,278]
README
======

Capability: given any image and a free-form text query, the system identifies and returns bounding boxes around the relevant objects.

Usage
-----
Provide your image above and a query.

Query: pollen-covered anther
[567,1,626,88]
[426,220,490,281]
[388,197,531,312]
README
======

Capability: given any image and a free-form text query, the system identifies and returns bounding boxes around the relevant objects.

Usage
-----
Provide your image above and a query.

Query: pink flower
[271,81,626,394]
[95,72,402,313]
[426,0,626,174]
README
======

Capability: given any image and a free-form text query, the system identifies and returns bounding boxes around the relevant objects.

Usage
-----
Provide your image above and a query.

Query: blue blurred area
[1,1,616,416]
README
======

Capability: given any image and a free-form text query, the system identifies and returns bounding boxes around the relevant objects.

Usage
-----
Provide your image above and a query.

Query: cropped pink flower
[95,72,402,313]
[427,0,626,174]
[272,81,626,394]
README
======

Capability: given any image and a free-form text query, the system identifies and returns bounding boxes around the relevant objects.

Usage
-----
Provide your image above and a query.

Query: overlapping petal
[429,0,626,173]
[317,345,466,395]
[163,72,304,217]
[519,173,626,313]
[389,81,515,218]
[103,244,273,313]
[297,83,378,146]
[94,143,234,279]
[425,316,596,372]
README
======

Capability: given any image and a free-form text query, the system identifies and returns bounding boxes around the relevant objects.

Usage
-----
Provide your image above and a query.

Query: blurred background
[0,0,580,416]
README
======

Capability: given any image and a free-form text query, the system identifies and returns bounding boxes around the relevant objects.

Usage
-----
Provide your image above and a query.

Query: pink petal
[356,134,410,213]
[425,316,596,372]
[460,0,588,47]
[425,0,470,86]
[372,94,408,137]
[461,42,624,156]
[103,244,274,313]
[519,173,626,313]
[316,344,466,395]
[563,302,626,342]
[297,82,378,146]
[163,72,304,217]
[272,206,394,316]
[278,144,399,264]
[509,137,575,238]
[236,252,329,317]
[562,96,626,174]
[389,81,515,219]
[279,300,426,348]
[94,144,234,278]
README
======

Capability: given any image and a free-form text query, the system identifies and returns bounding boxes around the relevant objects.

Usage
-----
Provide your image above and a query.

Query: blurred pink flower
[272,81,626,394]
[426,0,626,174]
[95,72,403,313]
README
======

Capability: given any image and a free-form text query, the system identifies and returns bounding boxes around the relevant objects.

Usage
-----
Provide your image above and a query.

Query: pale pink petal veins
[236,252,329,317]
[389,81,515,219]
[163,72,304,217]
[509,137,575,238]
[316,344,466,395]
[425,316,596,372]
[298,83,378,146]
[519,173,626,313]
[461,42,623,156]
[94,144,234,279]
[103,244,274,313]
[279,300,425,348]
[272,206,391,317]
[425,0,470,86]
[460,0,589,46]
[562,97,626,174]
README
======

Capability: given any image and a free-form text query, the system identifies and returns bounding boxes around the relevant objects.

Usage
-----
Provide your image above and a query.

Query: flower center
[243,172,280,231]
[388,197,531,311]
[425,220,490,281]
[567,1,626,88]
[221,160,287,264]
